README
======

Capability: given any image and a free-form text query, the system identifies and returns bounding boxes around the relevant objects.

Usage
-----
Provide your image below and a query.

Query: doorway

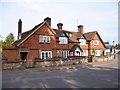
[20,52,28,61]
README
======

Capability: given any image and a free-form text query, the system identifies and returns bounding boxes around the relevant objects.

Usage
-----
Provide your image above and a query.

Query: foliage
[0,33,15,53]
[115,44,120,49]
[5,33,15,46]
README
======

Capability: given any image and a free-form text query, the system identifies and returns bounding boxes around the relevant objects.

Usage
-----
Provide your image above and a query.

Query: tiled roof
[69,32,80,43]
[83,31,97,41]
[13,22,44,46]
[53,29,79,43]
[53,29,72,36]
[84,31,106,48]
[3,46,18,50]
[69,44,83,52]
[12,20,104,48]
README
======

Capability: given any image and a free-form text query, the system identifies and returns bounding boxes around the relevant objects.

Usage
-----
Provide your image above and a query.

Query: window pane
[59,37,67,44]
[40,36,43,42]
[42,52,44,59]
[47,36,50,42]
[94,40,99,45]
[46,52,48,59]
[60,50,68,58]
[40,35,50,43]
[48,52,51,58]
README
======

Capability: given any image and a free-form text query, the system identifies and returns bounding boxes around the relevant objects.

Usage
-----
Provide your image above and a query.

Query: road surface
[2,53,119,88]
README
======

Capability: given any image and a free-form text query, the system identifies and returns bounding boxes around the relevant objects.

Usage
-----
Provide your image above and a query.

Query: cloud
[22,2,42,12]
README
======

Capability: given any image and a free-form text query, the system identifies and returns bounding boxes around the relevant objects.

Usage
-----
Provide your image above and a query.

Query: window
[60,50,68,58]
[69,33,72,37]
[94,40,99,46]
[80,39,86,45]
[40,35,50,43]
[81,50,86,56]
[40,51,52,59]
[59,37,68,44]
[95,50,100,56]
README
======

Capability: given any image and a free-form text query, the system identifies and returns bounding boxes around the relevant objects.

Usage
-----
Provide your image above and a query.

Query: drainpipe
[87,41,91,62]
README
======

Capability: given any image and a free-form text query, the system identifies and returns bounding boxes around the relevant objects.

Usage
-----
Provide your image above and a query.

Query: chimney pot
[57,23,63,30]
[78,25,84,35]
[44,17,51,26]
[18,19,22,40]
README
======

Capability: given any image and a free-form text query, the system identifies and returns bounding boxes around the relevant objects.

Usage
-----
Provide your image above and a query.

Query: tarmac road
[2,53,119,88]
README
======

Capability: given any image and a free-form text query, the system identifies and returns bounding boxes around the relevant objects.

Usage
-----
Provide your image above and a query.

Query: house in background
[2,17,105,62]
[83,31,106,57]
[104,41,111,56]
[71,26,106,57]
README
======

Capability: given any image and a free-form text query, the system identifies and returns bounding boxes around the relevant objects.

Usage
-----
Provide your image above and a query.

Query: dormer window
[79,39,86,45]
[59,37,68,44]
[40,35,50,43]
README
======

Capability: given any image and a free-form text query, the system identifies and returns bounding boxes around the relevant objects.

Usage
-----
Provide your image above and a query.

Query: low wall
[92,55,115,62]
[2,57,86,70]
[2,60,25,70]
[2,55,115,70]
[34,59,83,68]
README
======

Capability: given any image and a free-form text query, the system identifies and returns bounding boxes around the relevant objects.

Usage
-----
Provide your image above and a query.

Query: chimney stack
[57,23,63,30]
[78,25,84,35]
[18,19,22,40]
[44,17,51,26]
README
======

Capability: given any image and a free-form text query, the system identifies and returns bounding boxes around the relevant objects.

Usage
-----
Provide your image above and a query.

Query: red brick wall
[80,44,88,50]
[90,34,105,50]
[89,34,105,55]
[2,48,19,61]
[27,50,39,61]
[19,24,72,60]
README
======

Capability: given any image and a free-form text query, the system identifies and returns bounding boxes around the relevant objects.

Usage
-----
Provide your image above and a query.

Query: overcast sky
[0,0,119,45]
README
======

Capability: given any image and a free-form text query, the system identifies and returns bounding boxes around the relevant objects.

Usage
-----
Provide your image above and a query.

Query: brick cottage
[2,17,106,62]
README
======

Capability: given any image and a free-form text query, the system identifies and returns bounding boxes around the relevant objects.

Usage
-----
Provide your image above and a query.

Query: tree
[116,43,120,49]
[5,33,15,46]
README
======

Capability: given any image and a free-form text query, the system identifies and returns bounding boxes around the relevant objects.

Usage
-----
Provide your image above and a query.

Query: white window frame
[94,40,99,46]
[40,51,52,60]
[59,37,68,44]
[95,50,100,56]
[79,39,86,45]
[69,33,72,37]
[60,50,68,58]
[39,35,50,43]
[81,50,86,56]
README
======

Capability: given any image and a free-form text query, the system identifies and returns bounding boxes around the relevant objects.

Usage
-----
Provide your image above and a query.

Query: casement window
[94,40,99,46]
[95,50,100,56]
[79,39,86,45]
[59,37,68,44]
[40,35,50,43]
[81,50,87,56]
[60,50,68,58]
[40,51,52,59]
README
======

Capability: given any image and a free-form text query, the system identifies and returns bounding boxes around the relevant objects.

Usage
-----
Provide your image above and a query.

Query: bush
[34,58,41,61]
[72,62,76,65]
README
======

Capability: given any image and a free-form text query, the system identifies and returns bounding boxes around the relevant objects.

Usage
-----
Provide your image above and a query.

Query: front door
[20,52,28,61]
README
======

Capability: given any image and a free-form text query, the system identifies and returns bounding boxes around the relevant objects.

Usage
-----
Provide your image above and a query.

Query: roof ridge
[84,31,97,34]
[21,22,44,34]
[52,28,74,33]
